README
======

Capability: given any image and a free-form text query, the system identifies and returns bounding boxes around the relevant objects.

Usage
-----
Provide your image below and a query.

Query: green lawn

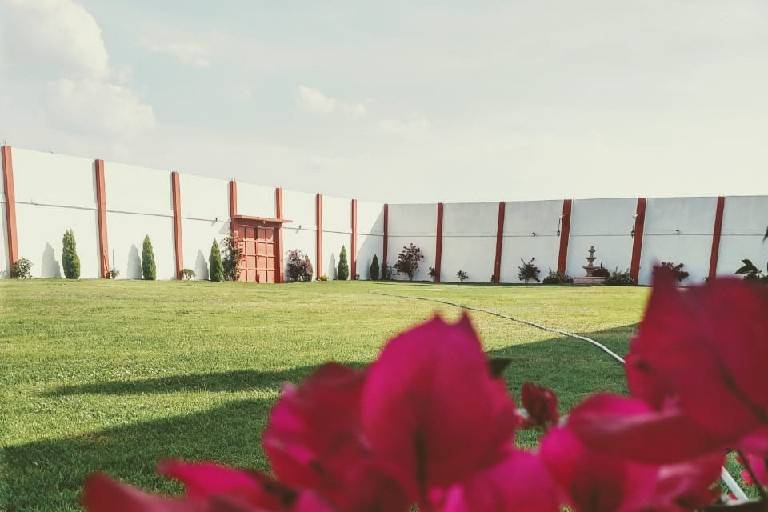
[0,279,648,511]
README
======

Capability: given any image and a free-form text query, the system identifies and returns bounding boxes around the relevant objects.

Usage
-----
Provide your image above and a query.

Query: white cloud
[46,79,155,137]
[378,116,431,138]
[139,32,211,68]
[0,0,108,79]
[0,0,155,140]
[296,85,366,118]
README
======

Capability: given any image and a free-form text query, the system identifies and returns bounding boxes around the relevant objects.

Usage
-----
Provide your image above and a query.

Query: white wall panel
[181,219,229,280]
[16,204,100,278]
[106,162,171,215]
[440,202,497,282]
[323,195,351,234]
[11,149,100,278]
[567,198,636,277]
[356,200,384,280]
[179,174,228,221]
[238,182,275,218]
[387,203,437,281]
[281,189,317,279]
[107,213,175,280]
[639,197,717,284]
[500,200,562,283]
[717,196,768,277]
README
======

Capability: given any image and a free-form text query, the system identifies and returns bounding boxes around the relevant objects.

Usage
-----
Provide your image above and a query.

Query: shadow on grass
[5,324,635,511]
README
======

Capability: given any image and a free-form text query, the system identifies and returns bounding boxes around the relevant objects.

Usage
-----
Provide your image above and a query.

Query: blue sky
[1,0,767,202]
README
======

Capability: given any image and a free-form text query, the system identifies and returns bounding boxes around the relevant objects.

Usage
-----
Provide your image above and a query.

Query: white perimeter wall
[356,200,384,280]
[106,162,175,280]
[638,197,717,285]
[387,203,437,281]
[322,195,352,280]
[441,202,497,283]
[179,174,229,280]
[282,189,317,277]
[566,198,637,278]
[238,182,275,219]
[12,149,100,278]
[499,200,562,283]
[716,196,768,278]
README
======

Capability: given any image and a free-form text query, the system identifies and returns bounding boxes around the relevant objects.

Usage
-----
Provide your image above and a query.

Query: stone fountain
[573,245,608,285]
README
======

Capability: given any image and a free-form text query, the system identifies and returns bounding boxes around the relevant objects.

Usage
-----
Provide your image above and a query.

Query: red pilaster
[275,187,284,283]
[493,201,506,283]
[171,171,183,279]
[228,180,238,238]
[2,146,18,270]
[557,199,572,274]
[350,199,358,279]
[316,193,323,278]
[629,197,647,284]
[382,204,389,273]
[94,159,109,278]
[434,202,444,283]
[708,196,726,281]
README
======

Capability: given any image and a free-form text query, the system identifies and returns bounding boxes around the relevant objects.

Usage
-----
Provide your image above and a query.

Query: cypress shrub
[369,254,380,280]
[209,239,224,282]
[337,245,349,280]
[141,235,156,280]
[61,229,80,279]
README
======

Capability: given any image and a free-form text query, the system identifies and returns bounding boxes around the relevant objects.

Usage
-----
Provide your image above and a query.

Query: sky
[1,0,767,203]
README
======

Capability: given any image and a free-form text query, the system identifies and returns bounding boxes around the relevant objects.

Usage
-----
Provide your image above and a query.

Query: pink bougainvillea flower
[626,268,768,442]
[440,449,559,512]
[361,314,519,499]
[539,425,721,512]
[263,363,408,512]
[83,461,309,511]
[520,382,559,429]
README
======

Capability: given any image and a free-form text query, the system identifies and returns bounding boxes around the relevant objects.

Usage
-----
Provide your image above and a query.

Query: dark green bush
[209,239,224,282]
[517,258,541,283]
[394,244,423,281]
[337,246,349,280]
[287,249,313,282]
[141,235,156,280]
[61,229,80,279]
[182,269,196,280]
[457,270,469,282]
[660,261,689,282]
[10,258,32,279]
[542,270,573,285]
[222,236,242,281]
[369,254,380,280]
[735,259,768,283]
[604,268,636,286]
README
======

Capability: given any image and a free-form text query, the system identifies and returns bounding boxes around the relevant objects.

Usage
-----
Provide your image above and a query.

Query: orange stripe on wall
[434,202,444,283]
[316,193,323,278]
[275,187,284,283]
[2,146,18,269]
[171,171,183,279]
[557,199,572,274]
[708,196,726,281]
[94,159,109,278]
[350,199,357,279]
[493,201,506,283]
[629,198,647,284]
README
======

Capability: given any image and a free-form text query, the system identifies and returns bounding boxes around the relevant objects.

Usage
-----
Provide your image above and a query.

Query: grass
[0,279,648,511]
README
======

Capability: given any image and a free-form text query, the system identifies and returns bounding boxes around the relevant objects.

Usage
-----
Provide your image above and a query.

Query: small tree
[61,229,80,279]
[394,243,423,281]
[369,254,380,280]
[287,249,313,282]
[222,235,242,282]
[517,258,541,283]
[10,258,32,279]
[141,235,156,280]
[337,246,350,280]
[660,261,689,282]
[209,239,224,282]
[457,270,469,282]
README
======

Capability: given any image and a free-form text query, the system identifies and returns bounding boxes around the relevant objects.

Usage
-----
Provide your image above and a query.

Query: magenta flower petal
[361,315,518,497]
[441,449,560,512]
[82,473,191,512]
